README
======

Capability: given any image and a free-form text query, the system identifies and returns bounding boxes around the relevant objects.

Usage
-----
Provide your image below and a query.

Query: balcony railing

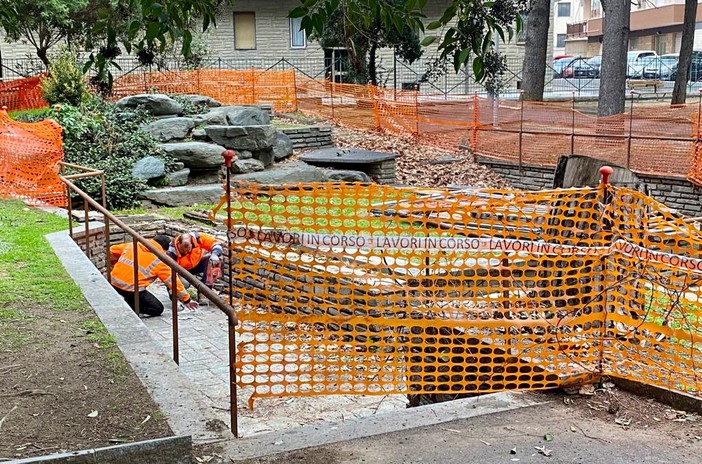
[567,21,587,39]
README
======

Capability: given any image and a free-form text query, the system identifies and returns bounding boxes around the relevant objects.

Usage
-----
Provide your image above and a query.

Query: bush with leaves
[45,99,175,209]
[40,48,89,107]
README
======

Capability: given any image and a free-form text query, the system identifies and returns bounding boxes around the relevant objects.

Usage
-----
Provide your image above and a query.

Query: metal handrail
[57,161,240,436]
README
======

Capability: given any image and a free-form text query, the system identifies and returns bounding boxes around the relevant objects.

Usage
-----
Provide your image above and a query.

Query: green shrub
[40,48,89,107]
[46,98,175,209]
[171,95,209,116]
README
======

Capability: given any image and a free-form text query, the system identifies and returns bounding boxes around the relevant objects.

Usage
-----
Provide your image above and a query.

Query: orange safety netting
[0,110,65,207]
[214,182,702,407]
[6,67,702,188]
[112,69,297,113]
[0,76,47,112]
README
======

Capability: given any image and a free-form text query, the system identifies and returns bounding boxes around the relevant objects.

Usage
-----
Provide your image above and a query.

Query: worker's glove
[209,254,221,265]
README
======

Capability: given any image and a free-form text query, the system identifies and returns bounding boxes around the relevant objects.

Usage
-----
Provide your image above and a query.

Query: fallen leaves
[330,127,511,189]
[534,445,552,457]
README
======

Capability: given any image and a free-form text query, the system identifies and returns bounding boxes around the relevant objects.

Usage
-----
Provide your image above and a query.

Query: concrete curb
[7,436,192,464]
[225,392,543,462]
[45,229,233,444]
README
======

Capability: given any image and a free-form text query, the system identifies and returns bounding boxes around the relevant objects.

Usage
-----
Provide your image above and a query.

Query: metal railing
[58,159,241,436]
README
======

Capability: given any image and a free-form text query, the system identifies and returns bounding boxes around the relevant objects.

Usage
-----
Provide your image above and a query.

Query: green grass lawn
[0,200,117,356]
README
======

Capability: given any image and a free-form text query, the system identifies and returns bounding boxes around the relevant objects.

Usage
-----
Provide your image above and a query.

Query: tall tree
[671,0,697,105]
[0,0,90,66]
[292,0,528,86]
[310,4,423,85]
[520,0,550,101]
[598,0,631,116]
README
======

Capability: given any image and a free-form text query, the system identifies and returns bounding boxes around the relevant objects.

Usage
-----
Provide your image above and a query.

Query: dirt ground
[0,303,172,460]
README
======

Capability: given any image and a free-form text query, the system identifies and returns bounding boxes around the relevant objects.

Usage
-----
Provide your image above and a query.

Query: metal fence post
[571,91,576,154]
[415,88,420,135]
[627,91,635,169]
[471,92,479,153]
[519,90,524,172]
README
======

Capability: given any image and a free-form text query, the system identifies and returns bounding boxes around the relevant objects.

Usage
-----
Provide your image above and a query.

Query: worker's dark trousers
[113,286,164,317]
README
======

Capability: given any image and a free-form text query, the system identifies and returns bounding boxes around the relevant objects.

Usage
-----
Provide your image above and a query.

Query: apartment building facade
[565,0,702,58]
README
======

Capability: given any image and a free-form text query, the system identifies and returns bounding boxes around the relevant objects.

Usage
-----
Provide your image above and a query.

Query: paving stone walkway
[143,284,408,437]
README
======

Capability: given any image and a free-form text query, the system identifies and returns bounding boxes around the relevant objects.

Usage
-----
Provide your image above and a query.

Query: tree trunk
[37,47,49,67]
[369,41,378,86]
[598,0,631,116]
[520,0,551,101]
[671,0,697,105]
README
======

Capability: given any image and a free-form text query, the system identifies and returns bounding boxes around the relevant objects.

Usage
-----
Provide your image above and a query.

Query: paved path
[144,284,408,438]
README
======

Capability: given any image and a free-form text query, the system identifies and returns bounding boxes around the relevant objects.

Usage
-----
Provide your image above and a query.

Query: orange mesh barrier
[688,111,702,186]
[213,183,702,407]
[0,110,65,206]
[0,76,47,112]
[112,69,297,113]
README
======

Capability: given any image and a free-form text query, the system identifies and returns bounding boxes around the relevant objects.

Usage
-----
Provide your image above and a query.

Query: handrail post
[83,199,90,255]
[101,173,112,280]
[171,267,180,364]
[221,149,239,438]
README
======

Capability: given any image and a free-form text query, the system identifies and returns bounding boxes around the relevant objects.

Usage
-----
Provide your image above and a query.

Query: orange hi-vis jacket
[110,239,191,303]
[168,232,224,270]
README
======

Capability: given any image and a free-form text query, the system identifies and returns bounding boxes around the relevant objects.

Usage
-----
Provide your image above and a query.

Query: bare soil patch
[0,303,172,460]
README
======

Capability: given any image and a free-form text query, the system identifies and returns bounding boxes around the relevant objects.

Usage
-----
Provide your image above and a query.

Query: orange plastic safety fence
[112,69,297,113]
[0,76,47,112]
[215,183,622,406]
[0,110,65,206]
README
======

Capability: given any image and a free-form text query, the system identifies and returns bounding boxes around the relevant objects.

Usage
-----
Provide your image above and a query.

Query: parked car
[630,57,671,80]
[667,51,702,81]
[553,57,597,79]
[626,50,658,78]
[586,55,601,78]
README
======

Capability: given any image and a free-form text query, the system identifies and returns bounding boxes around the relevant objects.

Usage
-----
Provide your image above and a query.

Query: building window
[556,34,566,48]
[558,2,571,17]
[517,14,527,44]
[234,12,256,50]
[290,17,306,48]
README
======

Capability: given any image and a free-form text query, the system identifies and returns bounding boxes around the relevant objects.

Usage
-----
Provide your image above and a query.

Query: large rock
[139,185,223,207]
[231,159,265,174]
[323,169,371,182]
[160,142,227,168]
[272,132,294,161]
[252,148,274,167]
[232,161,327,184]
[141,117,196,142]
[116,94,182,116]
[176,94,222,108]
[204,125,277,151]
[225,106,270,126]
[132,156,165,180]
[167,168,190,187]
[192,111,228,126]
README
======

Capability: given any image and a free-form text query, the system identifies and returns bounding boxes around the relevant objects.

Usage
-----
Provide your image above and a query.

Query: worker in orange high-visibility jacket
[110,235,199,317]
[167,231,225,286]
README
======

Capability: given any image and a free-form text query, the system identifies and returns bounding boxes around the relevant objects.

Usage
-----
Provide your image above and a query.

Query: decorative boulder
[132,156,165,180]
[191,128,209,141]
[176,94,222,108]
[141,117,196,142]
[252,148,274,167]
[272,132,294,161]
[323,169,371,182]
[192,111,229,126]
[237,150,253,159]
[160,142,227,168]
[225,106,270,126]
[232,161,327,183]
[116,94,182,116]
[167,168,190,187]
[204,125,277,151]
[231,159,265,174]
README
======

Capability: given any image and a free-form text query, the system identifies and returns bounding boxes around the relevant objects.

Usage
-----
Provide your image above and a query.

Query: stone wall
[280,126,333,150]
[367,160,396,185]
[476,155,702,217]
